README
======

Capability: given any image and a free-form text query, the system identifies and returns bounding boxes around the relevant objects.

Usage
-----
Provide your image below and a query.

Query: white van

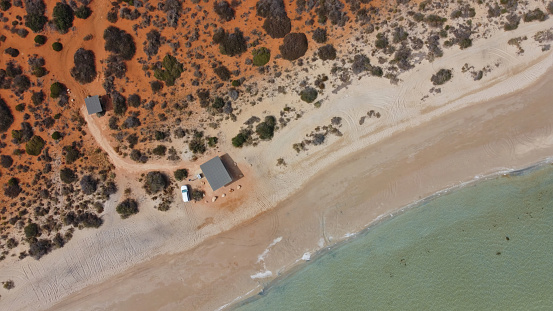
[181,185,190,202]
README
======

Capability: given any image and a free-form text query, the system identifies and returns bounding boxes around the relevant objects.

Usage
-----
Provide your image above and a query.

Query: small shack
[200,156,232,191]
[85,95,102,115]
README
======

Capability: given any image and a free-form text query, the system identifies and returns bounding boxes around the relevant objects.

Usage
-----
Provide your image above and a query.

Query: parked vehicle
[181,185,190,202]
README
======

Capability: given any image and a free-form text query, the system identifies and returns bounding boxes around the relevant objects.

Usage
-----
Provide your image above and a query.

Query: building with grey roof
[85,95,102,115]
[200,156,232,191]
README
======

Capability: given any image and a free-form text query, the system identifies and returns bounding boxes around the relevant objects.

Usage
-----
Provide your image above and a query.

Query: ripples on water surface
[235,164,553,310]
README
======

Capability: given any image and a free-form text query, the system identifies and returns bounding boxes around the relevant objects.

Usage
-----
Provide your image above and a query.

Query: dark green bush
[34,35,47,45]
[424,14,447,27]
[103,26,136,60]
[279,33,308,61]
[213,28,247,57]
[300,87,318,103]
[32,66,47,77]
[25,14,48,33]
[0,0,11,11]
[70,48,96,84]
[252,47,271,66]
[29,239,52,259]
[143,171,168,194]
[116,199,139,219]
[256,116,276,140]
[24,223,40,239]
[312,28,327,43]
[4,177,22,198]
[60,168,76,184]
[431,69,452,85]
[317,44,337,61]
[63,145,81,164]
[25,135,45,156]
[52,2,74,33]
[174,169,188,181]
[0,97,13,133]
[263,16,291,38]
[523,8,546,22]
[74,5,91,19]
[80,175,98,195]
[152,145,167,156]
[52,42,63,52]
[50,82,65,98]
[188,136,206,154]
[15,104,25,112]
[51,131,61,140]
[154,54,183,86]
[214,65,231,81]
[232,131,251,147]
[190,189,205,202]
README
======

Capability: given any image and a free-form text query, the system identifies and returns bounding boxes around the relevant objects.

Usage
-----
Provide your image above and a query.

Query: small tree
[50,82,65,98]
[60,168,77,184]
[431,69,453,85]
[190,189,205,202]
[256,116,276,140]
[74,5,91,19]
[25,135,45,156]
[116,199,139,219]
[174,169,188,181]
[300,87,318,103]
[52,42,63,52]
[252,47,271,66]
[3,280,15,290]
[143,171,168,194]
[53,2,74,33]
[24,223,40,239]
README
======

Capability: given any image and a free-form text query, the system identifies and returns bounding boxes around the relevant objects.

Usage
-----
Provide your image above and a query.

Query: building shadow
[99,95,112,112]
[220,153,244,186]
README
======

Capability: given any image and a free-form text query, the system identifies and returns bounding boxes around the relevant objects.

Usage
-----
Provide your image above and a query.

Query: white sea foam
[250,270,273,279]
[302,252,311,261]
[257,237,283,263]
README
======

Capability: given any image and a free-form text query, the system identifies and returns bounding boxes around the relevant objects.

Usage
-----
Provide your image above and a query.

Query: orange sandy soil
[0,0,395,258]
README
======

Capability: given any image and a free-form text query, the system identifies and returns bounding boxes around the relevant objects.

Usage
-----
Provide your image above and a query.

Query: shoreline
[229,157,553,309]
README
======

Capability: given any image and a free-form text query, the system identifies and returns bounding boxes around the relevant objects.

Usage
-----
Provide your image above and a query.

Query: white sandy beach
[3,8,553,311]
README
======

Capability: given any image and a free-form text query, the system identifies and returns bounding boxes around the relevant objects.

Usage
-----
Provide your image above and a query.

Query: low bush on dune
[34,35,46,45]
[300,87,318,103]
[256,116,276,140]
[25,135,45,156]
[103,26,136,60]
[431,69,452,85]
[213,28,248,57]
[143,171,168,195]
[252,47,271,66]
[50,82,65,98]
[74,5,91,19]
[263,16,291,38]
[70,48,97,84]
[60,168,77,184]
[214,0,234,21]
[279,33,308,61]
[174,169,188,181]
[523,8,546,23]
[312,28,327,43]
[318,44,337,61]
[24,0,48,33]
[116,199,139,219]
[52,2,74,33]
[214,65,231,81]
[52,42,63,52]
[0,97,14,133]
[154,54,183,86]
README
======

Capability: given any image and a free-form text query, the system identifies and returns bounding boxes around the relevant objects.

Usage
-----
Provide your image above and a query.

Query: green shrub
[190,189,205,202]
[300,87,318,103]
[103,26,136,60]
[255,116,276,140]
[53,2,74,33]
[317,44,337,61]
[252,47,271,66]
[52,42,63,52]
[116,199,139,219]
[32,66,47,77]
[154,54,183,86]
[34,35,47,45]
[0,0,11,11]
[152,145,167,156]
[63,145,81,164]
[214,65,231,81]
[431,69,453,85]
[50,82,65,98]
[207,136,218,147]
[25,14,48,33]
[0,98,13,133]
[523,9,546,22]
[51,131,61,140]
[74,5,91,19]
[232,131,251,147]
[279,33,308,61]
[173,169,188,181]
[60,168,76,183]
[143,171,168,194]
[188,136,206,154]
[24,223,40,239]
[25,135,45,156]
[15,104,25,112]
[213,28,247,57]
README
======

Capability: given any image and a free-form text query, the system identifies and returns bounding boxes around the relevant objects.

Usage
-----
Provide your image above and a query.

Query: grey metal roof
[85,95,102,114]
[200,156,232,191]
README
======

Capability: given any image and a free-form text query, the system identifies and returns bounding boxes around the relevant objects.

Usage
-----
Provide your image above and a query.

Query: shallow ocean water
[234,163,553,310]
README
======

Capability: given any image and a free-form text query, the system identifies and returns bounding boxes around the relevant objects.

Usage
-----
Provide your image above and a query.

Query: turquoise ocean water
[234,163,553,310]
